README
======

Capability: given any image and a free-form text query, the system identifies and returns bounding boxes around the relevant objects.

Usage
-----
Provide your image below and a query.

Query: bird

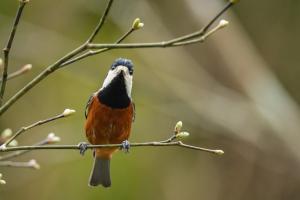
[84,58,135,187]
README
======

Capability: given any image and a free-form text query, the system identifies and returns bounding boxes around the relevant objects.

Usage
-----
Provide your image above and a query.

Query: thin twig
[0,64,32,83]
[0,109,74,148]
[0,0,29,105]
[0,159,40,169]
[0,141,224,155]
[88,20,228,49]
[160,135,176,143]
[167,1,233,44]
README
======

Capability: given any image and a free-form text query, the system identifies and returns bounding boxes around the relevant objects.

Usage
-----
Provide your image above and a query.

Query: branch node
[161,41,167,47]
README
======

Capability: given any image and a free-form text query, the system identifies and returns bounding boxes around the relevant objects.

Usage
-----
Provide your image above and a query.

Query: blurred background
[1,0,300,199]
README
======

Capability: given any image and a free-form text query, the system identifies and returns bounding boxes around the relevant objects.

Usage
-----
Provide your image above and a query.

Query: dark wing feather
[85,94,95,119]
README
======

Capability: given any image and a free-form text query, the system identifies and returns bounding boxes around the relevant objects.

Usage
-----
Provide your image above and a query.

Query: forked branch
[0,0,237,115]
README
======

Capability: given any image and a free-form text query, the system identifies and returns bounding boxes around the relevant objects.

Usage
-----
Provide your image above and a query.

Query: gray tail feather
[88,157,111,187]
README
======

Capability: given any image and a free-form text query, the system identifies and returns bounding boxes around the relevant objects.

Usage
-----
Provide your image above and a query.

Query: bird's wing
[85,94,95,119]
[132,101,136,122]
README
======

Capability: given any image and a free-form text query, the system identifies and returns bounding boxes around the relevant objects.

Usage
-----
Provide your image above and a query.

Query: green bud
[176,131,190,139]
[132,18,144,30]
[214,150,224,155]
[219,20,229,28]
[1,129,12,139]
[22,64,32,72]
[174,121,183,133]
[46,133,61,144]
[63,109,76,117]
[28,159,40,170]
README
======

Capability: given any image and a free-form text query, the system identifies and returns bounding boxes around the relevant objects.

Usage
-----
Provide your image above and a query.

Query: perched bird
[84,58,135,187]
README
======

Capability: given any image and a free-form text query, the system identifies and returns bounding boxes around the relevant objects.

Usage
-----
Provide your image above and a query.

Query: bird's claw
[78,142,89,156]
[121,140,130,153]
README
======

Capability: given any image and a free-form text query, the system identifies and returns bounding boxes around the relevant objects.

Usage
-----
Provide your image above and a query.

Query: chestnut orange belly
[85,96,133,159]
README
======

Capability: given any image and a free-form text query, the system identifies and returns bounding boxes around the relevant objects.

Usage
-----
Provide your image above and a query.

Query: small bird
[84,58,135,187]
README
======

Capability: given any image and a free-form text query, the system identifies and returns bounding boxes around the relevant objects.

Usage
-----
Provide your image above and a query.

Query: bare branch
[0,1,235,116]
[0,44,87,116]
[168,1,233,44]
[0,0,115,115]
[0,109,75,148]
[0,0,29,105]
[88,19,228,49]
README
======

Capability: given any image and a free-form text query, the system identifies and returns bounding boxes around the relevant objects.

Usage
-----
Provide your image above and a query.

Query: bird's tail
[88,157,111,187]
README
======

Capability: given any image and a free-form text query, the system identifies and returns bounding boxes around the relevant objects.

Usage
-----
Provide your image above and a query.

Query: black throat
[97,72,131,109]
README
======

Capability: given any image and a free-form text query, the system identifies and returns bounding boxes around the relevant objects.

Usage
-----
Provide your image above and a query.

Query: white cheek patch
[100,65,133,97]
[124,73,132,96]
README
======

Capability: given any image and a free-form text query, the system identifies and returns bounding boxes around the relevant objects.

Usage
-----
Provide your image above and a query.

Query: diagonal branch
[0,0,115,115]
[0,109,75,149]
[0,0,29,105]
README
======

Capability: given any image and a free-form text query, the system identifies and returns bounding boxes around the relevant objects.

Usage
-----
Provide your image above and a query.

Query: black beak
[119,69,125,77]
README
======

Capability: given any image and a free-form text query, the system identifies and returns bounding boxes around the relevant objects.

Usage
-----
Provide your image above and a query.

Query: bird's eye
[111,65,116,70]
[129,69,133,75]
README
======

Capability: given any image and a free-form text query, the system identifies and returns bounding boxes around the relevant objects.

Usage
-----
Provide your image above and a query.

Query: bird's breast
[85,96,133,145]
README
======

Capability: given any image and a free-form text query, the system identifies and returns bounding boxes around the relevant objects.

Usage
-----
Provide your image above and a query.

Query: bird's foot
[121,140,130,153]
[78,142,89,156]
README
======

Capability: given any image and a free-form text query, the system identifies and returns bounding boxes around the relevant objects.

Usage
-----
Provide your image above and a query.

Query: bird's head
[101,58,133,97]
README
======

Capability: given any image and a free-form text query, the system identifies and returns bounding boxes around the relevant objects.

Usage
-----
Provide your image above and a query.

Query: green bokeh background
[1,0,300,199]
